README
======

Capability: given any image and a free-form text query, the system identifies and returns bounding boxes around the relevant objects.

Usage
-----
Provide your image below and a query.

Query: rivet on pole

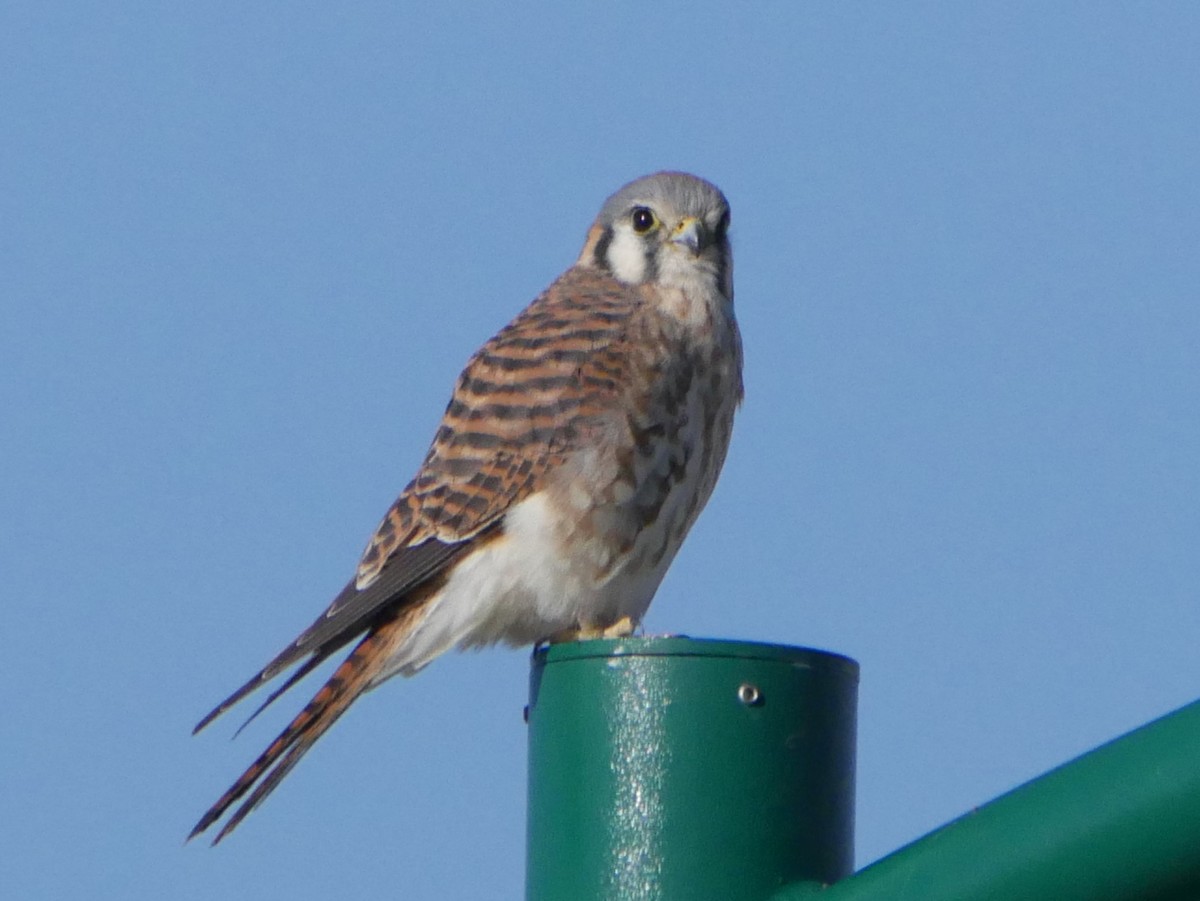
[737,682,763,706]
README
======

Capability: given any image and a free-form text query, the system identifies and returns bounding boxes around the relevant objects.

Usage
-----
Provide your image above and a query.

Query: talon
[544,616,637,644]
[601,616,636,639]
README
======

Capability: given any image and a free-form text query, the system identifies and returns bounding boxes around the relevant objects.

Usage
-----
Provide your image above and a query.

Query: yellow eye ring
[631,207,657,233]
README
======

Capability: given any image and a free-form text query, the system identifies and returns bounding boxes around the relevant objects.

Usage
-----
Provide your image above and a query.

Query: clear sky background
[3,4,1198,899]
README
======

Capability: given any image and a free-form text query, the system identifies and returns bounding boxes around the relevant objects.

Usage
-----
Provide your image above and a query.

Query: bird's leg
[545,615,637,644]
[600,615,636,638]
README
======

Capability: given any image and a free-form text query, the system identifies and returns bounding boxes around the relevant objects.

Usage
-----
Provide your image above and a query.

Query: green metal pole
[782,696,1200,901]
[525,637,859,901]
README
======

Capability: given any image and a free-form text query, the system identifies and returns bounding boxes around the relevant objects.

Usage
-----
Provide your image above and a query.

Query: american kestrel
[190,171,743,843]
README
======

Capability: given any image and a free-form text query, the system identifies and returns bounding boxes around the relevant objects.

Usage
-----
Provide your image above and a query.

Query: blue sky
[3,4,1199,898]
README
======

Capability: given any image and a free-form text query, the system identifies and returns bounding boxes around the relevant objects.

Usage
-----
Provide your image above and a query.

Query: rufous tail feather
[189,603,426,844]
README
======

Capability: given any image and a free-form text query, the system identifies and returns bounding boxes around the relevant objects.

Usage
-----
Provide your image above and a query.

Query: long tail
[189,602,428,844]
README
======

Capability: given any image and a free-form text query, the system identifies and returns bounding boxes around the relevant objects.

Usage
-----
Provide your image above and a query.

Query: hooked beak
[669,216,705,255]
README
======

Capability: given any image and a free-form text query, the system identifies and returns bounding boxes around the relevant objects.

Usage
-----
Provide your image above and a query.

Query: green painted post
[788,696,1200,901]
[525,637,859,901]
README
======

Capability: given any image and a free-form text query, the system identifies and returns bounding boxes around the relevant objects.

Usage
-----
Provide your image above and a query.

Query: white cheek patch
[605,227,648,284]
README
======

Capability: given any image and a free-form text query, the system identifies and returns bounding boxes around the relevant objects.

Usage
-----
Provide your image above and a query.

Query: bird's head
[580,171,732,301]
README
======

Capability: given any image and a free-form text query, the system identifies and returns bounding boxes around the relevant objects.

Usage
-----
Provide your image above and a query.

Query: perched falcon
[190,171,743,843]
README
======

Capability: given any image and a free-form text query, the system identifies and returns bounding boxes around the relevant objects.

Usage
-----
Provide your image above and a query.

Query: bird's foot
[545,616,637,644]
[600,616,637,639]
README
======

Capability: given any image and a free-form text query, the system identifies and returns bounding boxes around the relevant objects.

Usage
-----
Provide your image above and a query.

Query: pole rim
[532,635,859,673]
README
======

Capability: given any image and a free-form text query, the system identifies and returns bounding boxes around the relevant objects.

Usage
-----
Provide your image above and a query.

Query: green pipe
[786,696,1200,901]
[525,637,859,901]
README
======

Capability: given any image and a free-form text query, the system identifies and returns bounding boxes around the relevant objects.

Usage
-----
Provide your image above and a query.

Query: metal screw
[737,682,762,706]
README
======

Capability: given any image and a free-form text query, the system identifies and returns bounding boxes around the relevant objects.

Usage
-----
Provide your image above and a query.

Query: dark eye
[631,207,657,233]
